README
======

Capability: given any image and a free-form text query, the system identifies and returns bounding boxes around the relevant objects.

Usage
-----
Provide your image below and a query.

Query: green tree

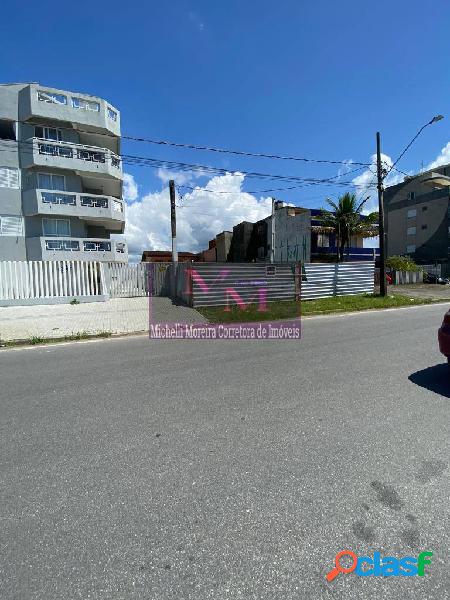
[318,193,378,261]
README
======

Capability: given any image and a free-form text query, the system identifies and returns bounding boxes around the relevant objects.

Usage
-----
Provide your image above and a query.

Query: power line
[0,139,377,190]
[12,117,371,166]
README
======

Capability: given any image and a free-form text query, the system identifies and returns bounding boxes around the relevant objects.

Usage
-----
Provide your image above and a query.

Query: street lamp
[377,115,444,296]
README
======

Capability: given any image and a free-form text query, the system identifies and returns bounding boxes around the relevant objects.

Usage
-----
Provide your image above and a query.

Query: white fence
[0,260,106,305]
[0,260,375,306]
[302,262,374,300]
[104,262,149,298]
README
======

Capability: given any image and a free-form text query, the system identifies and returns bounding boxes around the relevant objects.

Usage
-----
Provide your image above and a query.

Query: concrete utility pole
[169,179,178,297]
[376,132,387,297]
[271,197,276,263]
[169,180,178,263]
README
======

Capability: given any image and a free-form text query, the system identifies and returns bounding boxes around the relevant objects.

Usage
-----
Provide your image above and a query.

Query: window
[72,97,100,112]
[0,215,23,236]
[107,107,117,121]
[421,224,428,230]
[408,191,416,201]
[317,233,329,247]
[35,126,62,141]
[0,166,19,189]
[42,218,70,237]
[37,90,67,105]
[407,209,417,218]
[407,226,416,235]
[38,173,65,191]
[406,244,416,253]
[422,205,428,212]
[0,120,16,140]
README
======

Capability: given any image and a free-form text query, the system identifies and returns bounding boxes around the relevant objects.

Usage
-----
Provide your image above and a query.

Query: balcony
[26,237,128,262]
[21,138,123,181]
[18,84,120,136]
[23,189,125,232]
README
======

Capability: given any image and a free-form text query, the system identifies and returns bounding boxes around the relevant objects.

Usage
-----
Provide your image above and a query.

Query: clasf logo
[326,550,433,581]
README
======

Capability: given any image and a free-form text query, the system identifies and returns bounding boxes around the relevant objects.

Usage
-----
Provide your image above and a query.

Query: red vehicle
[438,310,450,362]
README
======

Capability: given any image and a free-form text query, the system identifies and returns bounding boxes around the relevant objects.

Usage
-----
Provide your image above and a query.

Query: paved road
[1,304,449,599]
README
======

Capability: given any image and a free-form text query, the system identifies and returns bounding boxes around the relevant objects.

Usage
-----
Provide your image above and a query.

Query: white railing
[41,237,126,257]
[37,190,125,215]
[29,137,122,170]
[0,260,106,303]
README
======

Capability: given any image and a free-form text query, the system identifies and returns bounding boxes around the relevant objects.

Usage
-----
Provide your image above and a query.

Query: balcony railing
[83,240,111,252]
[36,190,125,215]
[45,239,80,251]
[30,138,122,171]
[80,195,108,209]
[42,191,76,206]
[42,238,127,256]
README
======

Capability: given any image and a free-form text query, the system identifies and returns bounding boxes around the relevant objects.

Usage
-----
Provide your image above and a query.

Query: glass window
[72,97,100,112]
[37,90,67,105]
[107,107,117,121]
[407,209,417,218]
[38,173,65,190]
[407,226,416,235]
[406,244,416,253]
[35,126,62,141]
[42,218,70,237]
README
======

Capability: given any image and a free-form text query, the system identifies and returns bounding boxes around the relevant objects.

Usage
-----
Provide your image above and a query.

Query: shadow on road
[409,364,450,398]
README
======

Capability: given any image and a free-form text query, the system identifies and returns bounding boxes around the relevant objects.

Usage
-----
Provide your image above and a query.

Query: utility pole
[376,132,387,297]
[169,179,178,297]
[169,180,178,263]
[271,197,276,263]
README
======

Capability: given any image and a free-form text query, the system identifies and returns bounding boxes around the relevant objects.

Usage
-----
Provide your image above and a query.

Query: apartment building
[0,83,127,262]
[384,165,450,266]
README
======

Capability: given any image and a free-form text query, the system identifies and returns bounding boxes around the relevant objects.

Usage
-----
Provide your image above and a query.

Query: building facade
[384,165,450,266]
[0,83,127,262]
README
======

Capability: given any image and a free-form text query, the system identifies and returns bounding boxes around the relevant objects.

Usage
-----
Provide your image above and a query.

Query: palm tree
[317,193,378,262]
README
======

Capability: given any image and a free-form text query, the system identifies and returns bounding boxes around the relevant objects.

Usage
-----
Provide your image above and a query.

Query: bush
[385,255,422,272]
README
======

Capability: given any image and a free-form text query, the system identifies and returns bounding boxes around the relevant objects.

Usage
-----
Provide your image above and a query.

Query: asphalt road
[1,304,449,600]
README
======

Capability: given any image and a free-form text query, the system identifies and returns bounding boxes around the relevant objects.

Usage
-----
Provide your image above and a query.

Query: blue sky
[2,0,450,257]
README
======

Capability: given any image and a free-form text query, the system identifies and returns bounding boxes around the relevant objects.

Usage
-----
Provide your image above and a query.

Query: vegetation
[197,294,436,323]
[317,193,378,261]
[70,298,80,305]
[0,331,112,348]
[385,255,423,272]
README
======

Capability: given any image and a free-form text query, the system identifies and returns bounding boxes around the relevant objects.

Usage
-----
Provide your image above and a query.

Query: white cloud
[123,173,138,201]
[351,152,402,214]
[117,172,272,262]
[156,168,206,187]
[426,142,450,170]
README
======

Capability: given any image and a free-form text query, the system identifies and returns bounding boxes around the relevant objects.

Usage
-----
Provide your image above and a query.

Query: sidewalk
[389,283,450,301]
[0,298,207,342]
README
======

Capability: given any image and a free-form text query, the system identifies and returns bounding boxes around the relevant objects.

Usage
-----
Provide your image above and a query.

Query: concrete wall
[268,207,311,263]
[216,231,232,262]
